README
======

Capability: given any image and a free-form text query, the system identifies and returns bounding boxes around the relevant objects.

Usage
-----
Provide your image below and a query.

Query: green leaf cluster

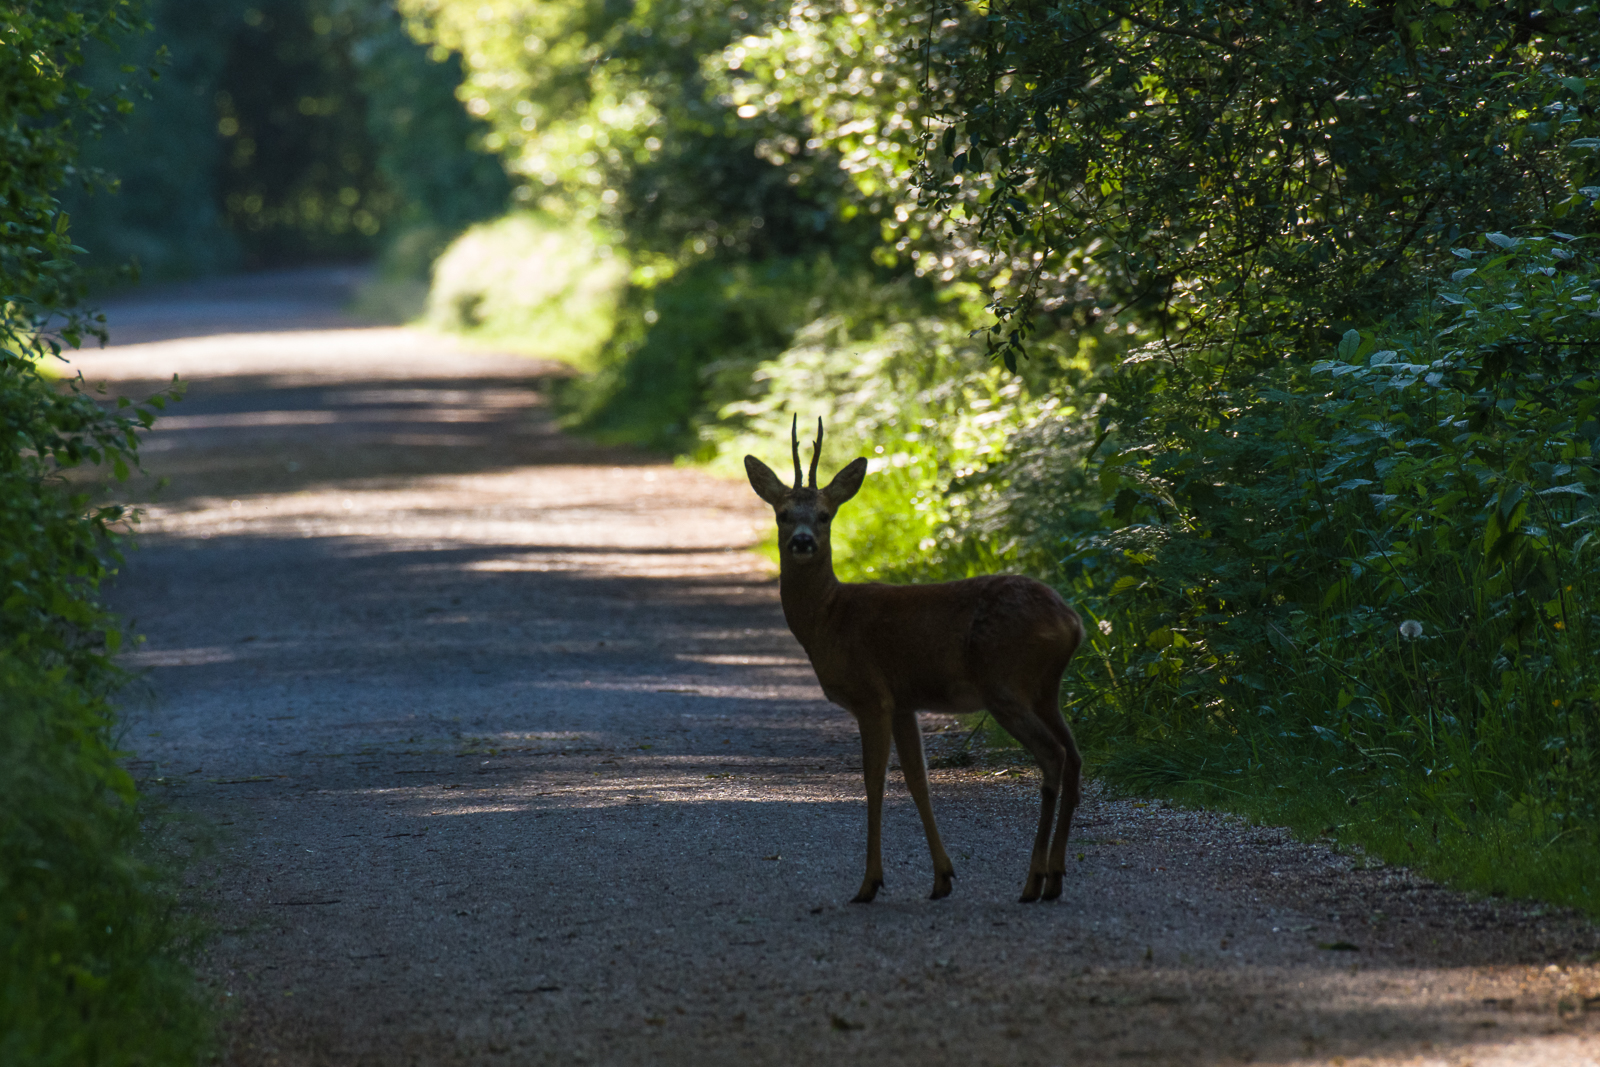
[400,0,877,260]
[2,6,172,678]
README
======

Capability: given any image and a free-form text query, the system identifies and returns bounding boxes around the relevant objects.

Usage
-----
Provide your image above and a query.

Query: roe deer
[745,417,1085,903]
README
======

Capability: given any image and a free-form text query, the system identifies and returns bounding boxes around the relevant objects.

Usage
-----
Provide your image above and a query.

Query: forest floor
[71,270,1600,1066]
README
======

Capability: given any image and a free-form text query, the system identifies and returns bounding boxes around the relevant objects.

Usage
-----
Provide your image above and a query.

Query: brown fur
[746,425,1085,903]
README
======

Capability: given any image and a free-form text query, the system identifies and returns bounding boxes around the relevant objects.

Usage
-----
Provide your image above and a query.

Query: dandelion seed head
[1399,619,1424,639]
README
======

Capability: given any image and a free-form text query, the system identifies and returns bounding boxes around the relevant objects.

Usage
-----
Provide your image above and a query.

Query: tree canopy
[919,0,1600,365]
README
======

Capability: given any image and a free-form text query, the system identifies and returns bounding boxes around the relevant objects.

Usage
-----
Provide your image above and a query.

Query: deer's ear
[745,456,790,506]
[822,457,868,507]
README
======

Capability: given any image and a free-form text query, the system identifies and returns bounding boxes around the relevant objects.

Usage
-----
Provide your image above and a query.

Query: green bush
[921,0,1599,369]
[2,0,170,678]
[0,362,168,670]
[1018,232,1600,913]
[4,5,211,1060]
[0,654,210,1067]
[425,212,626,366]
[402,0,910,443]
[567,257,877,453]
[698,279,1127,581]
[707,303,1013,579]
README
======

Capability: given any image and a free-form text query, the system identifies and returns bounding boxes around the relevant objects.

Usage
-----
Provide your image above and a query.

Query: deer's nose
[788,529,818,556]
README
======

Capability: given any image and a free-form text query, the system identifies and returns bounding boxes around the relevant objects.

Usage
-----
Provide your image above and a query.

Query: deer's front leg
[851,708,893,903]
[892,709,954,899]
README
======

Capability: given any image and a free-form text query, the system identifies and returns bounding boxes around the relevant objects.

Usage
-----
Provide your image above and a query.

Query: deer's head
[745,417,867,566]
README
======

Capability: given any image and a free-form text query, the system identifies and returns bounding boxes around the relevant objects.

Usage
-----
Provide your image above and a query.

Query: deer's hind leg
[1036,669,1082,901]
[892,708,954,899]
[985,690,1068,904]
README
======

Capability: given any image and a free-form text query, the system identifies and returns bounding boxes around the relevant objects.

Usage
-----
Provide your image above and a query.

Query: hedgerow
[2,3,209,1061]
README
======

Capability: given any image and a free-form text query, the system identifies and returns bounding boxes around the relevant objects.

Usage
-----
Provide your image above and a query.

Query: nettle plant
[1075,230,1600,851]
[1292,233,1600,819]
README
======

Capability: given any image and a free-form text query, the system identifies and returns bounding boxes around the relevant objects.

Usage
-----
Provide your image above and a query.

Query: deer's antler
[808,417,823,488]
[790,414,804,489]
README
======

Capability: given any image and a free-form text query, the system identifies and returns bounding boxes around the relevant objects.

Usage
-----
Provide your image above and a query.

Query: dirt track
[73,271,1600,1066]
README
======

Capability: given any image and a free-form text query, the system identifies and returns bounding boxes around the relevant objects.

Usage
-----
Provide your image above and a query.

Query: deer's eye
[777,510,792,523]
[818,512,832,523]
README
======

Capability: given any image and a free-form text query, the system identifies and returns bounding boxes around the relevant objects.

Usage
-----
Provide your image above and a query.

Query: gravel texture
[70,272,1600,1066]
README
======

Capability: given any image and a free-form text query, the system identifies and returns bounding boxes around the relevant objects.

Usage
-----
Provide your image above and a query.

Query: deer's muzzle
[787,529,818,557]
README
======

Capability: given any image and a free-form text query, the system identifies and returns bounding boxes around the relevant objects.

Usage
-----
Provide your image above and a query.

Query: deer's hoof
[1018,875,1044,904]
[850,878,883,904]
[1041,873,1064,901]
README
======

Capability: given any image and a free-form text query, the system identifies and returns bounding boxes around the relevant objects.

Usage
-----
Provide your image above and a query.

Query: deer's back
[800,574,1081,714]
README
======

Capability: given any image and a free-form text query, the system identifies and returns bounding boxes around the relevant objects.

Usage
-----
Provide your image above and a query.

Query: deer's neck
[777,553,841,650]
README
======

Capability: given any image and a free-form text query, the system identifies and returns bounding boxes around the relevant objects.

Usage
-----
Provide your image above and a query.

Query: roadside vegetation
[2,3,210,1062]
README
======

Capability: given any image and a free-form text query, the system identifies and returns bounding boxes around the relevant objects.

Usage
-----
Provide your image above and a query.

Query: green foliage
[701,282,1117,581]
[1,0,174,658]
[3,6,210,1061]
[1033,234,1600,913]
[424,211,625,364]
[63,0,246,282]
[561,258,838,450]
[921,0,1600,367]
[399,0,872,259]
[3,1,147,321]
[63,0,509,280]
[402,0,913,427]
[0,653,211,1067]
[2,2,173,677]
[703,0,948,272]
[0,363,174,672]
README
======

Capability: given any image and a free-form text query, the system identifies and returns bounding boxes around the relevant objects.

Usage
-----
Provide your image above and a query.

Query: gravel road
[70,272,1600,1066]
